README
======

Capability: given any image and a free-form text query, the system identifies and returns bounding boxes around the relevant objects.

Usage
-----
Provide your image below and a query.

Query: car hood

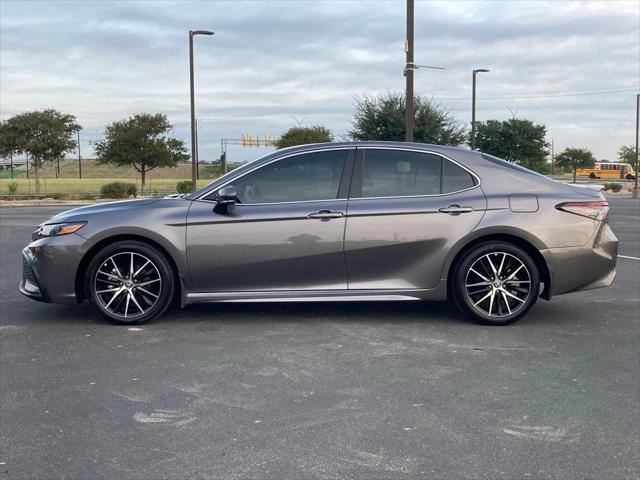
[47,198,162,224]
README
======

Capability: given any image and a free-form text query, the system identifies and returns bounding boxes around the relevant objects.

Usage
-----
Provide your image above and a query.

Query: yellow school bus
[576,162,637,180]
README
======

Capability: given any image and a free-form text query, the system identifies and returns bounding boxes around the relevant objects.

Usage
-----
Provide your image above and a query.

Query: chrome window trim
[196,147,355,204]
[353,146,482,200]
[231,198,348,207]
[195,144,481,204]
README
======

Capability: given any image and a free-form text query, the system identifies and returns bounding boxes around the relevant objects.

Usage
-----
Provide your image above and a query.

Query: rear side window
[356,149,476,198]
[442,159,476,193]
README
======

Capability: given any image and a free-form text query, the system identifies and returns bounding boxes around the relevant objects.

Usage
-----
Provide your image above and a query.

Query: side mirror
[216,186,239,206]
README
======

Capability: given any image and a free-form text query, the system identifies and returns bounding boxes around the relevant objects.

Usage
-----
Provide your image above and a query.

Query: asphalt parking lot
[0,198,638,479]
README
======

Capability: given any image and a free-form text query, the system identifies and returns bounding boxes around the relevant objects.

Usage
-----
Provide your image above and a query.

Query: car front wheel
[86,240,175,325]
[453,242,540,325]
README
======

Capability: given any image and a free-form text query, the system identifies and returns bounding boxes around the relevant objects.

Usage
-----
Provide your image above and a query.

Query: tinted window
[357,149,476,198]
[360,150,442,197]
[442,159,476,193]
[226,150,346,204]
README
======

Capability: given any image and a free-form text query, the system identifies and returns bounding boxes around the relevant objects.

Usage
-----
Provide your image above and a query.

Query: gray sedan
[20,142,618,325]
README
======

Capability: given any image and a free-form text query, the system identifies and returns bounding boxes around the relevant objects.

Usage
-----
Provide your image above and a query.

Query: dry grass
[1,159,211,180]
[0,178,213,196]
[0,159,219,195]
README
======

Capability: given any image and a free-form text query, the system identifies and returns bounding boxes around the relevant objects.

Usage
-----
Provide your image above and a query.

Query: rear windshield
[480,153,548,179]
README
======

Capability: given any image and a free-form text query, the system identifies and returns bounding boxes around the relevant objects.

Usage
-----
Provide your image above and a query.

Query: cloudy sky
[1,0,638,163]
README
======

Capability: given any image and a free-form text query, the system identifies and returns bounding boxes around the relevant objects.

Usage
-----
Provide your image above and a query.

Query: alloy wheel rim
[464,252,531,318]
[94,252,162,318]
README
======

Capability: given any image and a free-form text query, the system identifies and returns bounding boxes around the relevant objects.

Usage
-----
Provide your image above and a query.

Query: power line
[546,123,631,130]
[432,88,638,101]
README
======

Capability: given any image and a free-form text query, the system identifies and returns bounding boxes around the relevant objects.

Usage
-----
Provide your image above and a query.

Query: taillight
[556,200,609,222]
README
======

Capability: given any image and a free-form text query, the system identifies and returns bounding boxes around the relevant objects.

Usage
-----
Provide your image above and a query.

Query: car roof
[276,141,471,156]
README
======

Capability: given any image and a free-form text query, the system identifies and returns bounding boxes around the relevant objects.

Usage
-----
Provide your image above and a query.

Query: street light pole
[77,130,82,179]
[635,93,639,193]
[195,118,199,181]
[405,0,414,142]
[471,68,490,150]
[189,29,214,192]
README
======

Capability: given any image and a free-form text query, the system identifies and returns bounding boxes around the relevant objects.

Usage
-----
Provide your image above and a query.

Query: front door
[186,149,354,292]
[344,147,487,290]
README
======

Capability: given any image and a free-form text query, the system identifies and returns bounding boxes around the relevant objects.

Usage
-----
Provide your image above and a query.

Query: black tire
[588,172,597,179]
[452,241,540,326]
[85,240,176,325]
[626,174,635,180]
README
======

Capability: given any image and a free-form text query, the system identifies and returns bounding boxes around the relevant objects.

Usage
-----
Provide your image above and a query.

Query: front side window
[357,149,476,198]
[224,150,347,204]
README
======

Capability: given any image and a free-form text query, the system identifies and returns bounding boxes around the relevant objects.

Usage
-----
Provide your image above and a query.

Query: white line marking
[618,255,640,261]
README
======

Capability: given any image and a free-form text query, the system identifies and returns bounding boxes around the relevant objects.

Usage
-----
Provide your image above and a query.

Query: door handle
[438,205,474,214]
[308,210,344,219]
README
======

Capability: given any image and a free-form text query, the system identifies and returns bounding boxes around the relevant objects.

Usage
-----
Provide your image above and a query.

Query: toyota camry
[20,142,618,325]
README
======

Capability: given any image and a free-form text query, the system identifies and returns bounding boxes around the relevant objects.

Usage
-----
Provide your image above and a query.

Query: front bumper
[19,249,49,302]
[542,222,618,297]
[18,234,87,305]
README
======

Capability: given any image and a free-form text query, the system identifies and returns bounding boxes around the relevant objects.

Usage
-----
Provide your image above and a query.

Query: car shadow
[32,299,469,327]
[162,300,471,327]
[24,297,567,328]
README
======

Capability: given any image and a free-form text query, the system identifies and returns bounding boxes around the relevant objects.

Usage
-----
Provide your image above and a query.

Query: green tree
[618,145,637,165]
[0,121,18,166]
[555,147,596,184]
[276,125,333,149]
[0,122,13,156]
[95,113,189,191]
[349,92,466,145]
[474,119,549,172]
[1,110,80,193]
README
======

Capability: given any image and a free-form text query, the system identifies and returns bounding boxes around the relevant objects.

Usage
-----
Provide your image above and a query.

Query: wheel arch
[75,234,185,304]
[445,231,552,301]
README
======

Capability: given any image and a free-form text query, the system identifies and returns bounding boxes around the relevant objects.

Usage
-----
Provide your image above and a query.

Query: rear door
[344,147,487,290]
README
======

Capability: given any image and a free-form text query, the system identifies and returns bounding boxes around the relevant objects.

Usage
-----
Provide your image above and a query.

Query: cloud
[1,0,638,162]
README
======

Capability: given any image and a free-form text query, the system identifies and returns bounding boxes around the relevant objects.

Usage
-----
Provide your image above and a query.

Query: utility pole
[189,29,214,192]
[26,152,29,179]
[405,0,414,142]
[550,138,555,176]
[471,68,490,150]
[9,152,13,180]
[78,130,82,179]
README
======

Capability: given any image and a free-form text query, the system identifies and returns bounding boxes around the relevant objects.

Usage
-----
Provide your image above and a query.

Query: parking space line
[618,255,640,261]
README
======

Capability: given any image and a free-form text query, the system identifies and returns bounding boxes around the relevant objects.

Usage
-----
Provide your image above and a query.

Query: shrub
[7,181,18,196]
[610,183,622,193]
[100,181,137,199]
[176,180,193,194]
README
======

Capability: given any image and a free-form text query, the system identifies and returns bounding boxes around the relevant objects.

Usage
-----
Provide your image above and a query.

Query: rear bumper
[542,223,618,297]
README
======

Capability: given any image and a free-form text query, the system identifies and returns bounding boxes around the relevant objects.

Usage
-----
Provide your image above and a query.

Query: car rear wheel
[86,241,175,325]
[453,242,540,325]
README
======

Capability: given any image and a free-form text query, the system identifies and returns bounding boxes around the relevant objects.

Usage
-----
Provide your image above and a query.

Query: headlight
[32,222,86,240]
